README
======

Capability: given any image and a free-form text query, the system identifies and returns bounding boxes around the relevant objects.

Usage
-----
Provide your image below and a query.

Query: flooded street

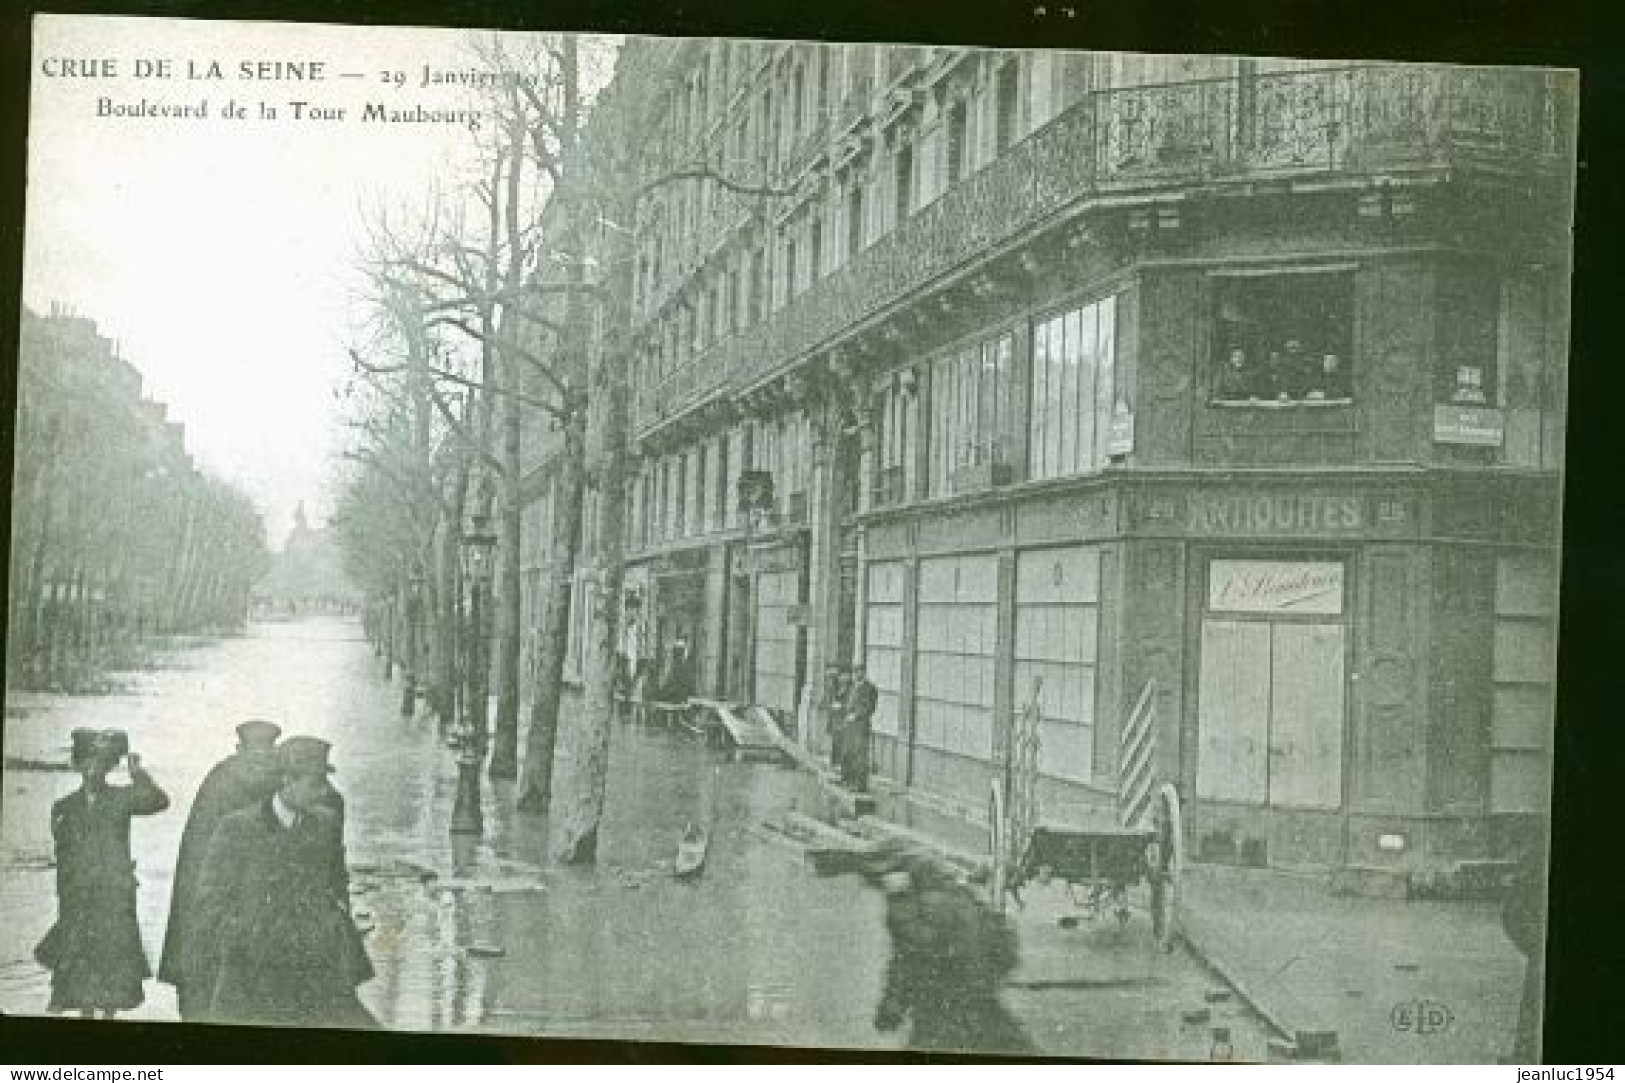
[3,617,1274,1059]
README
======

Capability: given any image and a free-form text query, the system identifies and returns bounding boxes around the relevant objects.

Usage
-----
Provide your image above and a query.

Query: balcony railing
[636,64,1568,433]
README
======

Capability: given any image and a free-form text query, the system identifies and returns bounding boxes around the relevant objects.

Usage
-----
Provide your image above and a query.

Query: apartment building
[547,39,1574,876]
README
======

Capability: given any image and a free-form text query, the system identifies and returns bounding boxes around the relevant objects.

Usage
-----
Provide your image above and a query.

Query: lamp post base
[450,753,484,836]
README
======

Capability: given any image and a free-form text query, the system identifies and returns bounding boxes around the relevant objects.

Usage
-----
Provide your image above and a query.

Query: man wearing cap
[158,719,283,1020]
[35,729,169,1018]
[187,736,375,1028]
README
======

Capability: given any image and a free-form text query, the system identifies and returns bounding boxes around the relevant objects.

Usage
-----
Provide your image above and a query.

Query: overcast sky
[24,15,617,550]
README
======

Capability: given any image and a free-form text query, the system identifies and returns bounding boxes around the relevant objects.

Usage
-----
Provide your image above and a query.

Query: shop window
[864,562,907,739]
[1211,272,1354,405]
[1030,293,1119,481]
[929,332,1015,496]
[1436,265,1501,405]
[914,555,999,762]
[1014,546,1102,784]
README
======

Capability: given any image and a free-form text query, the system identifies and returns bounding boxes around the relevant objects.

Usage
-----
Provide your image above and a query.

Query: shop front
[857,474,1559,876]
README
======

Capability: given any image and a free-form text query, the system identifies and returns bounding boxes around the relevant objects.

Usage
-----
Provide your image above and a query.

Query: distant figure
[840,665,877,793]
[825,666,851,771]
[187,737,375,1028]
[659,640,694,705]
[1502,821,1549,1062]
[158,719,283,1020]
[817,841,1031,1054]
[35,729,170,1019]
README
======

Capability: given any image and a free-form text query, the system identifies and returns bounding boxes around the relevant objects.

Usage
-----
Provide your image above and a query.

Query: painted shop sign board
[1144,492,1366,536]
[1209,560,1346,616]
[1434,403,1505,446]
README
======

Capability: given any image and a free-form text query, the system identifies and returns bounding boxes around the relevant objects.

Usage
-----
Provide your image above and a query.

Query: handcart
[987,679,1184,951]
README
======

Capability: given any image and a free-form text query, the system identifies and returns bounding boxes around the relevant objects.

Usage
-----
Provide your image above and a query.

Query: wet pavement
[2,616,1277,1060]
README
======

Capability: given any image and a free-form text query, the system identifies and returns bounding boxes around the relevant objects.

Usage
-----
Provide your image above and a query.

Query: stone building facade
[534,41,1575,877]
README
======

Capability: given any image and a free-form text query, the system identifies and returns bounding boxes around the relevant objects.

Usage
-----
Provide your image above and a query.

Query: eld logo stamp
[1391,999,1454,1036]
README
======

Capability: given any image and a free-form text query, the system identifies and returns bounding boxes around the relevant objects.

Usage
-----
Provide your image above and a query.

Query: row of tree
[337,34,780,865]
[8,308,270,692]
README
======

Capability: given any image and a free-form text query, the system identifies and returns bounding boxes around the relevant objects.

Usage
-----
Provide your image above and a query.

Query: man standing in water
[159,719,283,1019]
[187,736,375,1027]
[35,729,170,1018]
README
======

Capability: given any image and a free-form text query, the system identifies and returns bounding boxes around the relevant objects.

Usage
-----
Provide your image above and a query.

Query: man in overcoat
[158,719,283,1019]
[840,664,878,793]
[186,736,375,1028]
[35,729,170,1018]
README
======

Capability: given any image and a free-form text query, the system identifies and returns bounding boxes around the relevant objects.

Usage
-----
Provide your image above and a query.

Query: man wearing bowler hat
[187,736,376,1028]
[158,719,284,1020]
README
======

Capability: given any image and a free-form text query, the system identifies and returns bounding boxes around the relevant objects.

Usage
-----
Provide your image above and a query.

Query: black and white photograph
[3,12,1579,1063]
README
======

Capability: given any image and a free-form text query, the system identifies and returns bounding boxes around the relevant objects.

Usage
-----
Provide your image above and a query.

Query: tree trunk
[491,392,524,778]
[516,421,585,814]
[552,225,634,865]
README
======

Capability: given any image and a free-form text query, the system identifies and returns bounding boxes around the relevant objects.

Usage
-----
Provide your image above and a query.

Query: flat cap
[276,735,335,778]
[235,719,282,746]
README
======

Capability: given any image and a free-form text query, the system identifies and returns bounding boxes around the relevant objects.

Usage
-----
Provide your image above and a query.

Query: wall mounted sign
[1185,492,1364,536]
[1107,403,1136,457]
[1209,560,1345,615]
[1434,404,1505,447]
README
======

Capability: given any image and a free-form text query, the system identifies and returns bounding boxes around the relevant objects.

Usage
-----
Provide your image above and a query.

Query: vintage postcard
[4,12,1576,1063]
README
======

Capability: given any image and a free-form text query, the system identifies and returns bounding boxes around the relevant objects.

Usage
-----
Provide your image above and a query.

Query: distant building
[256,503,361,615]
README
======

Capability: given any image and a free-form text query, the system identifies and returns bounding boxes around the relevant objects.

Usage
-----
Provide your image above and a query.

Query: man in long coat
[840,665,878,793]
[158,719,282,1019]
[36,729,170,1018]
[186,736,375,1028]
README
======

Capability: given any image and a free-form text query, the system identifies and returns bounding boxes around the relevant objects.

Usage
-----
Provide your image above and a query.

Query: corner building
[615,40,1574,878]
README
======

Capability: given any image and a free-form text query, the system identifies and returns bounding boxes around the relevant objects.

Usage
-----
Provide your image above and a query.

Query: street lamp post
[402,565,425,717]
[450,495,498,836]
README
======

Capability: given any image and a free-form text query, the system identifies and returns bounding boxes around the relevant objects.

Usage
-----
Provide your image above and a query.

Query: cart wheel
[988,780,1008,914]
[1151,782,1184,952]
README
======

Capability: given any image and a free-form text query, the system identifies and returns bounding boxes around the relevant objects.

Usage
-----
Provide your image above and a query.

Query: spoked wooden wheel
[988,779,1009,914]
[1149,782,1184,952]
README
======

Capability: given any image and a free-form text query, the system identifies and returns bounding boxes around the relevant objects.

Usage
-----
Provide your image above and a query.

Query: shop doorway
[1195,558,1347,810]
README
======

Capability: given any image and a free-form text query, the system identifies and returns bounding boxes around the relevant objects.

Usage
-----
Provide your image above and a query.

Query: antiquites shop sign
[1190,493,1362,535]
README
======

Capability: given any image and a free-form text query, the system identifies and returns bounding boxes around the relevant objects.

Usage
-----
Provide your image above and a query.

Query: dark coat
[187,797,375,1028]
[876,865,1031,1054]
[35,773,170,1012]
[157,750,280,1016]
[845,677,878,727]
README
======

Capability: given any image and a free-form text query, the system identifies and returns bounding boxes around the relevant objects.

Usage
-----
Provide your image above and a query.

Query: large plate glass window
[1029,293,1118,481]
[1013,546,1102,784]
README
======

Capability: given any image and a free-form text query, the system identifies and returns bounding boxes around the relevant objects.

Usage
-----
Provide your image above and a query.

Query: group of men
[36,720,374,1027]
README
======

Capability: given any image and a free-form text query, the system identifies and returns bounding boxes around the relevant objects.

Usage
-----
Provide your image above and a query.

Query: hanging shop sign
[1433,404,1505,447]
[1208,559,1345,616]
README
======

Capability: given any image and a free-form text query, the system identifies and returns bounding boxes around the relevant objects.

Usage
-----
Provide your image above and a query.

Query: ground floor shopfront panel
[857,474,1559,874]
